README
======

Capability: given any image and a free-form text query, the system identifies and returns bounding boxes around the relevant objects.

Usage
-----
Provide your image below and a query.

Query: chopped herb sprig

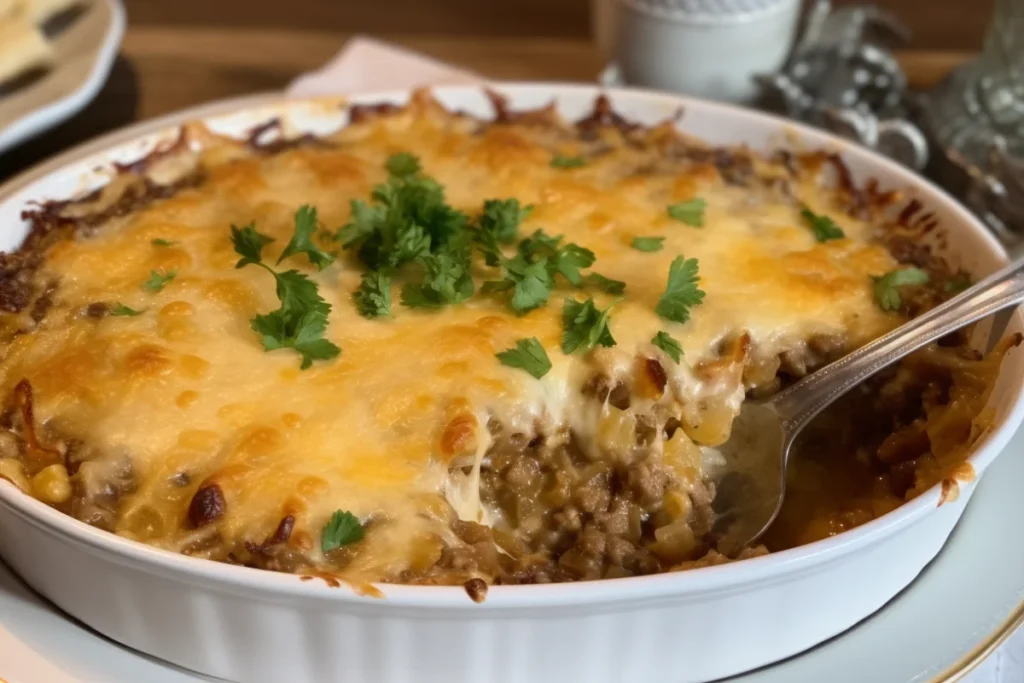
[562,297,618,354]
[631,236,665,252]
[230,215,341,369]
[655,256,705,324]
[873,267,930,312]
[652,331,682,362]
[667,198,706,227]
[496,338,552,379]
[142,269,176,293]
[801,208,845,242]
[321,510,365,552]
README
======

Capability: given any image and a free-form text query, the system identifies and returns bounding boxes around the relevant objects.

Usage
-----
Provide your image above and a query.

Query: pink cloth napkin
[287,36,483,97]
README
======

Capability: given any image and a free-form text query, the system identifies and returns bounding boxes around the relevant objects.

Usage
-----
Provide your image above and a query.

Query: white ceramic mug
[595,0,804,104]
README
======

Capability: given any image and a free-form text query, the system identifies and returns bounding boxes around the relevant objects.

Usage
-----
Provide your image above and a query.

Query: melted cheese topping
[0,97,906,582]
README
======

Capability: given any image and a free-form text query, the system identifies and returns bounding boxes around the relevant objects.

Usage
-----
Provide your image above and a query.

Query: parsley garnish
[232,224,274,268]
[551,154,586,169]
[801,208,845,242]
[142,269,176,293]
[944,273,972,294]
[479,228,620,314]
[667,198,706,227]
[278,204,335,270]
[481,253,553,314]
[496,338,552,379]
[583,272,626,295]
[336,153,475,314]
[354,271,392,318]
[873,267,930,312]
[401,250,475,309]
[230,223,341,369]
[655,256,705,324]
[631,236,665,252]
[562,297,618,354]
[110,303,146,317]
[335,153,468,272]
[321,510,364,552]
[477,198,532,246]
[251,272,341,369]
[518,230,596,286]
[151,238,175,247]
[386,152,421,177]
[652,331,682,363]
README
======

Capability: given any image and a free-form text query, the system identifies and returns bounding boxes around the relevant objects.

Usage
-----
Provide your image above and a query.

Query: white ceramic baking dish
[0,84,1022,683]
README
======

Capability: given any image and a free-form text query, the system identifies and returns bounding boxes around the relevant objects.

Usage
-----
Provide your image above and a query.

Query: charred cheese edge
[0,93,907,583]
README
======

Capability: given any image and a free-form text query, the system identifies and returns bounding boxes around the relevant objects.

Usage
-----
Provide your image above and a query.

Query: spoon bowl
[713,258,1024,554]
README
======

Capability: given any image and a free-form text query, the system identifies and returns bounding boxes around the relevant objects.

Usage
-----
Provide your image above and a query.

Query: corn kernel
[31,463,72,504]
[597,407,637,455]
[0,458,30,493]
[663,490,692,521]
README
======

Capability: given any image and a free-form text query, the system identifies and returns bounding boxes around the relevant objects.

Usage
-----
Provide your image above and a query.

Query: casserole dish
[0,84,1022,683]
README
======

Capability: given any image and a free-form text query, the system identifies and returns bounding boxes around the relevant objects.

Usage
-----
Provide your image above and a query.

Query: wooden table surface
[2,27,975,181]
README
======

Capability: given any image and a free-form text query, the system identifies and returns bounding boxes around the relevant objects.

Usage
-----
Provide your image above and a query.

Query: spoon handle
[771,259,1024,435]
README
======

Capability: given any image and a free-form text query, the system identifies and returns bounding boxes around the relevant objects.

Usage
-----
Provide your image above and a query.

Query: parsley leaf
[401,250,475,309]
[551,154,586,169]
[561,297,618,354]
[142,269,177,293]
[631,236,665,252]
[482,253,553,314]
[518,230,596,286]
[872,267,930,312]
[801,208,845,242]
[652,331,682,363]
[321,510,365,552]
[354,271,392,318]
[477,198,532,245]
[583,272,627,295]
[335,199,384,250]
[278,205,335,270]
[386,152,421,178]
[944,273,972,294]
[516,229,563,258]
[475,226,504,268]
[667,198,706,227]
[551,243,596,287]
[231,224,274,268]
[655,256,705,323]
[336,155,468,271]
[110,303,146,317]
[151,238,175,247]
[496,338,552,379]
[250,270,341,368]
[231,226,341,369]
[482,228,610,314]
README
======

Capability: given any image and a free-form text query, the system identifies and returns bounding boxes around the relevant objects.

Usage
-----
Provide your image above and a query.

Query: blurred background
[3,0,1013,226]
[121,0,988,47]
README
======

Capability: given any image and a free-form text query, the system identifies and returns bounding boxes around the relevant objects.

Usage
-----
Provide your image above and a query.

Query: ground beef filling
[443,427,715,585]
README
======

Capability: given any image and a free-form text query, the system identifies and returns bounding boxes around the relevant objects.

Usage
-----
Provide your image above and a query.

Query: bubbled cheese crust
[0,93,907,583]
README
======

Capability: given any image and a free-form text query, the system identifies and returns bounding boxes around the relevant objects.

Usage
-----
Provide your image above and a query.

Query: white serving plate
[0,0,125,154]
[4,424,1024,683]
[0,84,1022,683]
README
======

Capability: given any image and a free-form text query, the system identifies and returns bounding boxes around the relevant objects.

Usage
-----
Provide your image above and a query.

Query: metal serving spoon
[712,258,1024,555]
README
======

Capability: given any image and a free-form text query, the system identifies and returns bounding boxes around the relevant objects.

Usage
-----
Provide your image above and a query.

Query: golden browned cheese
[0,94,929,583]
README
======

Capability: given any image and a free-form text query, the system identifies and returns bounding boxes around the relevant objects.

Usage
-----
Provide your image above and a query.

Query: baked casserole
[0,91,1015,596]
